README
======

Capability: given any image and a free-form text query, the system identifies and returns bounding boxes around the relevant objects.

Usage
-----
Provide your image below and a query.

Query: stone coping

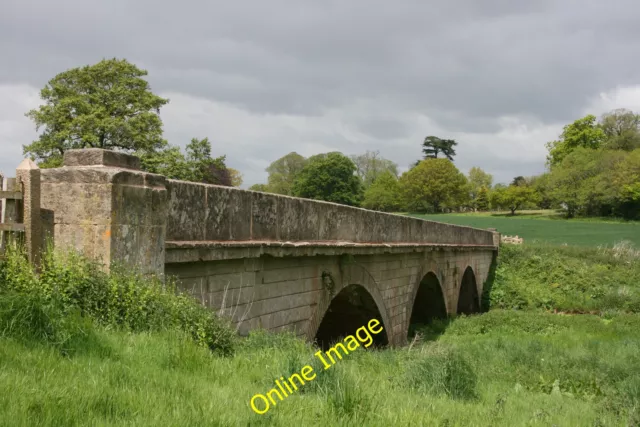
[165,240,498,263]
[63,148,141,170]
[166,240,497,249]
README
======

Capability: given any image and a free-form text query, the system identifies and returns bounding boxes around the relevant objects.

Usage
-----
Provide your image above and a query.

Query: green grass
[486,243,640,314]
[408,212,640,247]
[1,311,638,426]
[1,239,640,425]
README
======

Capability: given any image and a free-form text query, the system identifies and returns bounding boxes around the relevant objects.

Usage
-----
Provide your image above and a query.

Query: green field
[409,211,640,247]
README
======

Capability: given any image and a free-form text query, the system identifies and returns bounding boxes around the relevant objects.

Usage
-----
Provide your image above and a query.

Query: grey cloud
[2,0,640,186]
[4,0,640,124]
[351,117,412,140]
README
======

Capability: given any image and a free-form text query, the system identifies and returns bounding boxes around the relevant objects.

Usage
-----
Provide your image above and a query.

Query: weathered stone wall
[40,149,167,275]
[165,245,495,345]
[35,148,500,345]
[165,180,495,246]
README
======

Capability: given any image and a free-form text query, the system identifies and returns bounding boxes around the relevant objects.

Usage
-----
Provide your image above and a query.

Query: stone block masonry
[36,149,500,345]
[40,148,167,275]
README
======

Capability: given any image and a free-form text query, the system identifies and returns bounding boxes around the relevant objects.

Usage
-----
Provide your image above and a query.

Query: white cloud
[0,84,40,176]
[2,84,639,188]
[585,85,640,116]
[160,92,557,186]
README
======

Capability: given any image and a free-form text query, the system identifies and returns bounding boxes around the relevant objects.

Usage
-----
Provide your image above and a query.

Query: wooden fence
[0,159,41,264]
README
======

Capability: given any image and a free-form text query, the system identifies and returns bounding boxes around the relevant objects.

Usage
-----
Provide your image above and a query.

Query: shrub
[0,244,236,355]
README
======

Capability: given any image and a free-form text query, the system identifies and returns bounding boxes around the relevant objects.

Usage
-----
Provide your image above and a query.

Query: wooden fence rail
[0,159,41,265]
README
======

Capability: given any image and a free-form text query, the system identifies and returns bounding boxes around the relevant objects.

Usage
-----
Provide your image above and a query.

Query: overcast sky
[2,0,640,187]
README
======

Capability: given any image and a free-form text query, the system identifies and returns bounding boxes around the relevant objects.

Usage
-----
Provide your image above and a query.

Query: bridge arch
[408,271,448,327]
[309,264,391,350]
[457,266,480,315]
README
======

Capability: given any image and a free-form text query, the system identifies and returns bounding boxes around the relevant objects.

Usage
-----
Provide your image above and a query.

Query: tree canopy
[539,109,640,219]
[511,176,527,187]
[422,136,458,161]
[548,147,631,218]
[350,150,398,189]
[490,184,538,215]
[475,186,490,211]
[25,58,169,168]
[249,183,270,192]
[545,115,606,167]
[468,167,493,209]
[138,137,232,186]
[600,108,640,151]
[291,152,363,206]
[400,158,468,212]
[265,152,307,195]
[228,168,243,187]
[362,171,403,212]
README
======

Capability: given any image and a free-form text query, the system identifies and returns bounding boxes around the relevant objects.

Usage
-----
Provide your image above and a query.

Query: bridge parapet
[35,148,499,276]
[30,148,500,345]
[166,179,497,247]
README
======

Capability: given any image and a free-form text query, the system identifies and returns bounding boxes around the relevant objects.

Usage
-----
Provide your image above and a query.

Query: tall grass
[1,240,640,425]
[486,242,640,313]
[0,243,236,355]
[1,310,638,426]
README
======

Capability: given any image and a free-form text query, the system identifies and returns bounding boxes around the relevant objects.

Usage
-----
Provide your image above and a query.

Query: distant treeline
[251,110,640,220]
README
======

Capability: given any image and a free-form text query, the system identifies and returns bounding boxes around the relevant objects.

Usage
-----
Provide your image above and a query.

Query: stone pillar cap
[63,148,141,170]
[17,158,39,170]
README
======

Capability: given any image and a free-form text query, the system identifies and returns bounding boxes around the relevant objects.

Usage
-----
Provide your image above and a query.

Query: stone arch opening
[457,267,480,315]
[314,284,389,350]
[410,272,447,325]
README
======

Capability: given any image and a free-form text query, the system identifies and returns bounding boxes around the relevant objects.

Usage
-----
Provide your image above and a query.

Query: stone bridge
[33,149,499,346]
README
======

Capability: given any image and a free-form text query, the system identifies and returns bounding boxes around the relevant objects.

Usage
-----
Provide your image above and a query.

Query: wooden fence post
[0,176,20,252]
[16,159,41,266]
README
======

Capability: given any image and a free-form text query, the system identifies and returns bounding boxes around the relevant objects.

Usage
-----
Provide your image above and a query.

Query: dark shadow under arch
[457,267,480,315]
[314,284,389,350]
[410,272,447,324]
[408,272,448,339]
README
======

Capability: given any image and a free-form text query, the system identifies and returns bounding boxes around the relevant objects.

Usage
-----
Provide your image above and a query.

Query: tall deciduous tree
[548,148,625,218]
[362,171,404,212]
[249,183,270,192]
[292,152,363,206]
[422,136,458,161]
[25,58,169,168]
[227,168,243,187]
[468,167,493,208]
[400,159,468,212]
[600,108,640,151]
[511,176,527,187]
[138,137,230,185]
[529,173,554,209]
[475,186,490,211]
[545,115,606,167]
[490,185,538,215]
[613,149,640,219]
[350,150,398,189]
[266,152,308,195]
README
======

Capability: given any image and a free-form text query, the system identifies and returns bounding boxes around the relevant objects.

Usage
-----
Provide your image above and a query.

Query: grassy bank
[1,311,638,426]
[486,243,640,313]
[1,244,639,425]
[409,212,640,247]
